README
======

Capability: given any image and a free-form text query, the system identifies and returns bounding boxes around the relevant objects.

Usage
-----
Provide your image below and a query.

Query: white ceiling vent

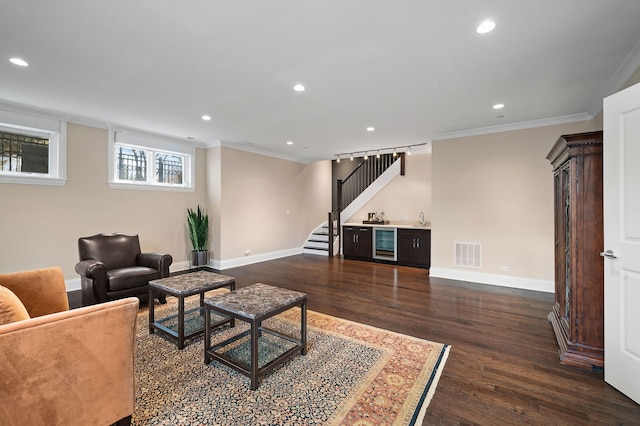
[455,242,482,268]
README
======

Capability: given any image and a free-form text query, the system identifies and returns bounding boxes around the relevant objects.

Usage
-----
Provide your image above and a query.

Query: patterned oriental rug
[132,296,450,425]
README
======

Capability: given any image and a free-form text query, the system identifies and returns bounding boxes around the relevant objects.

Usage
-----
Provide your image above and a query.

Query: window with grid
[1,130,50,174]
[0,108,66,186]
[109,130,193,191]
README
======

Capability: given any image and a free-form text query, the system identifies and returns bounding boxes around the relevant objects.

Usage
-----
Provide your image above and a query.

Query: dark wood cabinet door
[356,227,372,260]
[414,230,431,268]
[342,227,356,257]
[397,228,430,268]
[342,227,372,260]
[397,230,415,264]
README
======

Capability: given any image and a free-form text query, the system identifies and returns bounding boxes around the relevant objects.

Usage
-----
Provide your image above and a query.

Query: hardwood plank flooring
[220,254,640,425]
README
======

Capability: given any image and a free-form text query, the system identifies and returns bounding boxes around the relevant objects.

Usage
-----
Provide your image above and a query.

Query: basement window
[0,108,67,186]
[108,129,194,192]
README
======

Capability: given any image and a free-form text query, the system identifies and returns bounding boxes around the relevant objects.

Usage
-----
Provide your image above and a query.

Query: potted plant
[187,205,210,267]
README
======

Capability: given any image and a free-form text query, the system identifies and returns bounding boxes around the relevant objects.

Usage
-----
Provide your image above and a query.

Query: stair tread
[304,246,329,251]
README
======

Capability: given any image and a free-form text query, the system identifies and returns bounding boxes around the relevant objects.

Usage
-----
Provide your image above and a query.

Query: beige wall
[346,153,432,225]
[208,146,331,266]
[206,146,223,264]
[0,123,208,284]
[430,120,598,288]
[0,125,333,284]
[0,117,614,292]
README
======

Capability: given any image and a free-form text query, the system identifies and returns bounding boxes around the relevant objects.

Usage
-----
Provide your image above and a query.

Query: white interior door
[603,81,640,404]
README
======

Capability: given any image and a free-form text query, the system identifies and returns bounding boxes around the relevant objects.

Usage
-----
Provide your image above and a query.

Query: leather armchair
[76,233,172,306]
[0,267,138,426]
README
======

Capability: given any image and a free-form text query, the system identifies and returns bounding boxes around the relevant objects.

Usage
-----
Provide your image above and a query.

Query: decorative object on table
[187,204,210,267]
[76,233,173,306]
[133,297,450,425]
[363,211,389,224]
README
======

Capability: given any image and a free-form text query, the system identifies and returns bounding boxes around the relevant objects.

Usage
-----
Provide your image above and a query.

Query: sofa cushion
[107,267,158,292]
[0,285,30,325]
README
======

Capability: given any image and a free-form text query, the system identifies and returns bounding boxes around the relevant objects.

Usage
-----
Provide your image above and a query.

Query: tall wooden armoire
[546,131,604,371]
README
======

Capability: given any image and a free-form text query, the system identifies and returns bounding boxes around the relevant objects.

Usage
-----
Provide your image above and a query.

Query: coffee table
[149,271,235,349]
[204,283,307,390]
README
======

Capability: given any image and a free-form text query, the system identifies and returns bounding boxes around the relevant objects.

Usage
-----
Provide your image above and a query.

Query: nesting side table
[149,271,235,349]
[204,283,307,390]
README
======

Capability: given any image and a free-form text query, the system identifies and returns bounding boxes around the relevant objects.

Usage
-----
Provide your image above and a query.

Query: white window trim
[108,129,195,192]
[0,108,67,186]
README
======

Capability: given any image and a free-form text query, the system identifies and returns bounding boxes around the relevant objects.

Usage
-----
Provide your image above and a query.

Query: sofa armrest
[75,260,108,305]
[138,252,173,278]
[0,267,69,317]
[0,297,139,425]
[75,259,106,279]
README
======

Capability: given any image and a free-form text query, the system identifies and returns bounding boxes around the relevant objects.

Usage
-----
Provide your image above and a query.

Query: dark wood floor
[219,254,640,425]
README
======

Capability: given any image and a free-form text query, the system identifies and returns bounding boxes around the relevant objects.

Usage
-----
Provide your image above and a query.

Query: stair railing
[327,153,404,256]
[327,208,340,257]
[339,153,404,209]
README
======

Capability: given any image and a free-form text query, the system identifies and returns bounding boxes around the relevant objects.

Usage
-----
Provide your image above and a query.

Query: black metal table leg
[149,288,156,334]
[204,305,211,364]
[178,295,185,350]
[301,301,307,355]
[250,319,259,390]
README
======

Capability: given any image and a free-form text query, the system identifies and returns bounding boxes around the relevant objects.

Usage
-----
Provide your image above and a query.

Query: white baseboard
[65,277,81,292]
[428,267,553,293]
[215,248,304,270]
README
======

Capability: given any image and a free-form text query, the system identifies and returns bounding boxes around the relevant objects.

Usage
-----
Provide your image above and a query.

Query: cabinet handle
[416,238,420,248]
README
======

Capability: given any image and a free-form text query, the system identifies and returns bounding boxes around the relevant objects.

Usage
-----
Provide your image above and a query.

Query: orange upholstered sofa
[0,267,139,426]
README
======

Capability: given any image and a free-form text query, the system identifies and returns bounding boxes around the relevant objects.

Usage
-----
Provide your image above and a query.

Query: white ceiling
[1,0,640,163]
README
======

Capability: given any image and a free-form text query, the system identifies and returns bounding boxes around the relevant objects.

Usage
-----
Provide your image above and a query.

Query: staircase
[303,153,405,256]
[303,224,339,256]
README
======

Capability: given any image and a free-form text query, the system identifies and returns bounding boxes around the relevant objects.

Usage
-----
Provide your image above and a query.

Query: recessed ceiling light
[201,115,211,121]
[286,141,293,145]
[476,20,496,34]
[366,127,375,132]
[293,84,305,92]
[493,103,504,109]
[9,57,29,67]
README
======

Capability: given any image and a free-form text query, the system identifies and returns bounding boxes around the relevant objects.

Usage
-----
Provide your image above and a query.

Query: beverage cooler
[373,227,397,261]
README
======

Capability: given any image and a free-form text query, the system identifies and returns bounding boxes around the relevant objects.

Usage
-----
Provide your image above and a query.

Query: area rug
[133,296,450,425]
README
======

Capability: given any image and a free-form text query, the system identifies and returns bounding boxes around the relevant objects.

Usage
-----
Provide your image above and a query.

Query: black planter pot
[191,250,210,267]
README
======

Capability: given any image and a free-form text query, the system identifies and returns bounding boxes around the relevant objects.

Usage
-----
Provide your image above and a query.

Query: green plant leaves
[187,205,209,251]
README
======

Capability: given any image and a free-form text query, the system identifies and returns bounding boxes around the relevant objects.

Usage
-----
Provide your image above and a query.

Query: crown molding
[207,140,309,164]
[589,38,640,118]
[431,113,593,141]
[0,99,74,122]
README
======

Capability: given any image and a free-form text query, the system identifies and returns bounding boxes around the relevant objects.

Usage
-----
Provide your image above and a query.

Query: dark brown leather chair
[75,233,172,306]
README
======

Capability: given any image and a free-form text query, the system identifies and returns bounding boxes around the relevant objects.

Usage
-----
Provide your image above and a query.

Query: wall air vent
[454,242,482,268]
